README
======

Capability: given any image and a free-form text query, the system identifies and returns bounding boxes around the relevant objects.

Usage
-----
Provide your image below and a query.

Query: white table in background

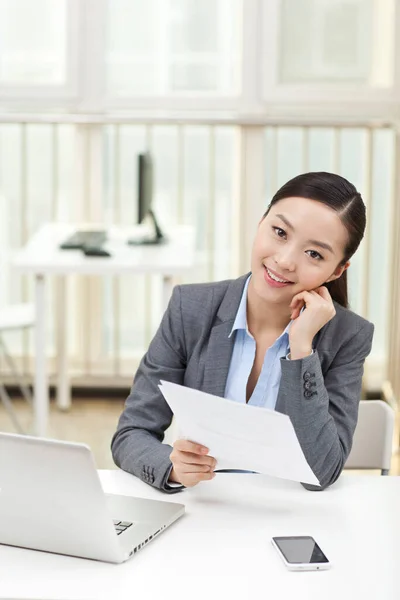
[12,223,196,437]
[0,472,398,600]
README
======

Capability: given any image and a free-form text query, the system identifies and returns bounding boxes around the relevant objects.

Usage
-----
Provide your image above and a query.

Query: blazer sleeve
[111,286,186,493]
[279,320,374,490]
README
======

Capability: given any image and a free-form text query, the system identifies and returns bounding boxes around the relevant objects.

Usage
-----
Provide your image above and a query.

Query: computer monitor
[128,152,165,245]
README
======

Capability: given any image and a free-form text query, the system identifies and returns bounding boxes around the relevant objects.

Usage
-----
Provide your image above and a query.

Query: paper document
[159,381,319,486]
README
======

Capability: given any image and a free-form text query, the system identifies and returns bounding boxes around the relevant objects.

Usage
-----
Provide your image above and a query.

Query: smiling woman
[111,171,374,494]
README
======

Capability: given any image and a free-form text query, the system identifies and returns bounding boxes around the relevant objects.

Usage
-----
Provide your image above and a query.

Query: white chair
[0,303,35,433]
[345,400,395,475]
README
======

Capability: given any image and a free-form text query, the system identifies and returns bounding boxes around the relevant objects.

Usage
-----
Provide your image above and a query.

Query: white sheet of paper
[159,380,320,486]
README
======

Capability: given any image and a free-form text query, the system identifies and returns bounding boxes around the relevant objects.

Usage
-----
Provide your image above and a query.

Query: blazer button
[304,390,312,398]
[303,372,312,381]
[304,381,312,390]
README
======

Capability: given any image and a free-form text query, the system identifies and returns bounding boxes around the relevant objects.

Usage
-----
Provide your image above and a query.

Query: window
[0,0,67,86]
[262,0,397,111]
[106,0,242,98]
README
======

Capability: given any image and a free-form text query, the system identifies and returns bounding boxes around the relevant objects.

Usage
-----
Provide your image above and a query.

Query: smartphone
[271,536,331,571]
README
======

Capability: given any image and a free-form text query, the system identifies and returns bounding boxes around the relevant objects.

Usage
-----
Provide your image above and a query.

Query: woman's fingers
[170,449,216,470]
[173,439,209,454]
[179,462,215,474]
[316,285,332,301]
[171,440,216,467]
[290,290,313,308]
[171,439,216,464]
[170,439,218,486]
[178,452,216,466]
[290,286,333,318]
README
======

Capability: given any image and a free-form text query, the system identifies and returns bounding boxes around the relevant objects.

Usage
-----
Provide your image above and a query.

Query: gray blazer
[111,274,374,492]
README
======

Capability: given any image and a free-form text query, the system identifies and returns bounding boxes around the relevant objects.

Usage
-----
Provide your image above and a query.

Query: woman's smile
[263,265,294,287]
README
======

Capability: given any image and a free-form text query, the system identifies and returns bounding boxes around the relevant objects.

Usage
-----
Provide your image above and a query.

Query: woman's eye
[272,226,286,238]
[307,250,323,261]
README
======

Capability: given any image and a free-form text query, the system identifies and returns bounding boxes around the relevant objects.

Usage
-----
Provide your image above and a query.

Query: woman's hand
[289,286,336,359]
[169,440,217,487]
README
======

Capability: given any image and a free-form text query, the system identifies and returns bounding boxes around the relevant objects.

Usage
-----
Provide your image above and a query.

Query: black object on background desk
[59,230,110,257]
[59,230,107,250]
[82,246,111,257]
[127,153,166,245]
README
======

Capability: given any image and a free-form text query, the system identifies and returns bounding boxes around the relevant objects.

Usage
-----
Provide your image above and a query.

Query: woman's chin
[253,278,293,304]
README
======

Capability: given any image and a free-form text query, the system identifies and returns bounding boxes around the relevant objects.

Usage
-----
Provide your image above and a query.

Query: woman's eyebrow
[275,213,334,254]
[308,239,334,254]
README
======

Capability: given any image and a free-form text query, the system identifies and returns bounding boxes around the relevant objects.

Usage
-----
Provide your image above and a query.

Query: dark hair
[263,172,366,308]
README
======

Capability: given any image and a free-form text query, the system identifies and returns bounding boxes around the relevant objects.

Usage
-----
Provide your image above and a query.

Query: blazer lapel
[203,321,236,397]
[202,273,249,398]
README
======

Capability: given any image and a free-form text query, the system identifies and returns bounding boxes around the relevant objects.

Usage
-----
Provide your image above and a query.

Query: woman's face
[250,196,350,305]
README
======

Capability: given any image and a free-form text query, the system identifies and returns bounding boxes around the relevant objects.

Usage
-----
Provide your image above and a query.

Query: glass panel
[337,129,368,316]
[0,123,76,361]
[0,0,67,85]
[276,128,304,187]
[213,127,236,279]
[367,129,394,360]
[0,121,392,378]
[308,128,336,171]
[106,0,242,96]
[101,124,237,368]
[279,0,394,87]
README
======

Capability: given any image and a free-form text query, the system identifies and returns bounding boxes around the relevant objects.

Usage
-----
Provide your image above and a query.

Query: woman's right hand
[169,440,217,487]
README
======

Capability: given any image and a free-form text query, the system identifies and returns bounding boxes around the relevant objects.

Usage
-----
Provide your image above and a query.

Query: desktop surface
[0,471,398,600]
[13,223,196,275]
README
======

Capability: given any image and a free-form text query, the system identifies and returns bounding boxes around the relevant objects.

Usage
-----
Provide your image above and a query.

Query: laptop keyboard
[113,520,134,535]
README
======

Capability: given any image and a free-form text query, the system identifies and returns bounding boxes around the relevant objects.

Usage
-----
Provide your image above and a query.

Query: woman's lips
[263,265,294,288]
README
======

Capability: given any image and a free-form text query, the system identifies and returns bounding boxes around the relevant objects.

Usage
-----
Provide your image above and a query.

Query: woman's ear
[325,260,350,283]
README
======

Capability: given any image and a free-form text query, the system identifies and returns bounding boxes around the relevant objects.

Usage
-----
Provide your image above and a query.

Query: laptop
[0,433,185,563]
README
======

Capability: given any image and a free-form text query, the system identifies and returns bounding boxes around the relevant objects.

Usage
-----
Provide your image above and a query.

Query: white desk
[0,472,398,600]
[12,223,196,436]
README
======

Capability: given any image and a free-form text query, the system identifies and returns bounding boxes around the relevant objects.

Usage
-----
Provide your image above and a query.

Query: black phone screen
[273,536,329,564]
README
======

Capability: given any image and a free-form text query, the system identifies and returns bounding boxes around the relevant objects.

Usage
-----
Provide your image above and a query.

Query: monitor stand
[127,210,166,246]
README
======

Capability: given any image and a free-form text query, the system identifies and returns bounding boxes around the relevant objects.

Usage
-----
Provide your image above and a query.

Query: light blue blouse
[224,276,291,408]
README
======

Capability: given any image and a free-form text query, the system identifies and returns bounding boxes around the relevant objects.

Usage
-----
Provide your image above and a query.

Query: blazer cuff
[286,349,314,360]
[161,463,185,493]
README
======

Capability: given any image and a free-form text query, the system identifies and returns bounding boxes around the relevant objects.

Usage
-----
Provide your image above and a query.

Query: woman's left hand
[288,286,336,359]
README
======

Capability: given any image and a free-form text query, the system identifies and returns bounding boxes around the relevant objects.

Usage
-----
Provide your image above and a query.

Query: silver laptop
[0,432,185,563]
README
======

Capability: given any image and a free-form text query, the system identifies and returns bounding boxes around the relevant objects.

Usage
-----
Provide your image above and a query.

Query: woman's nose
[274,251,296,273]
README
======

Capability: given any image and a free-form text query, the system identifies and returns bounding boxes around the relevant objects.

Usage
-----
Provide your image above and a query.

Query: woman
[111,172,374,492]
